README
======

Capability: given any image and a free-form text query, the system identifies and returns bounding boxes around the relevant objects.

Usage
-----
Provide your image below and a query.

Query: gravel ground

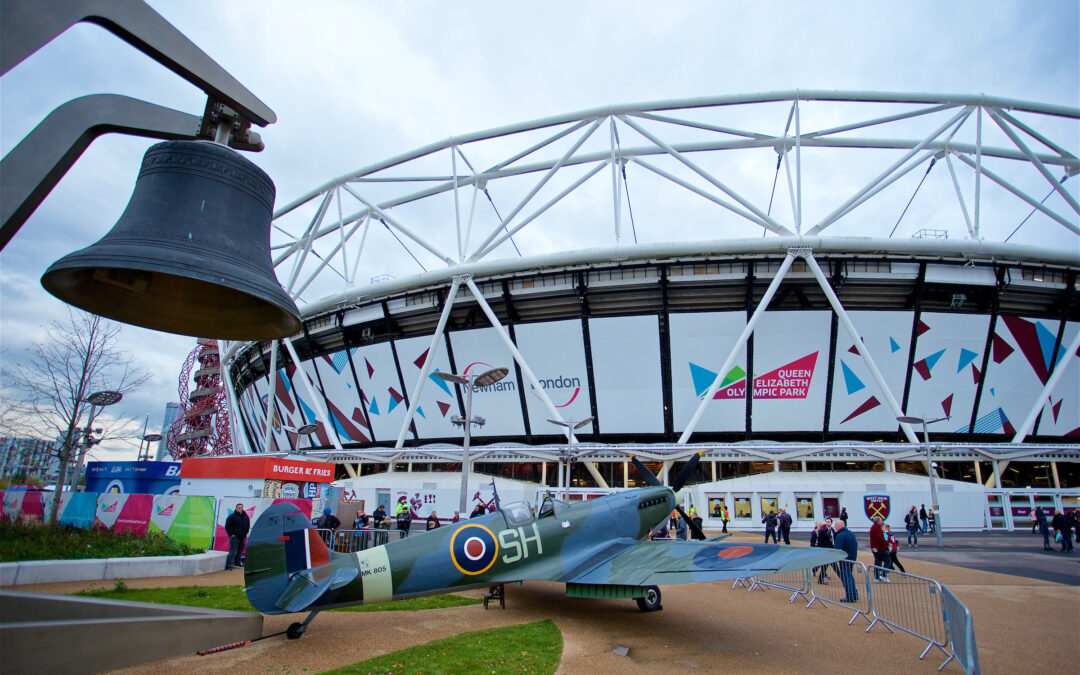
[10,531,1078,674]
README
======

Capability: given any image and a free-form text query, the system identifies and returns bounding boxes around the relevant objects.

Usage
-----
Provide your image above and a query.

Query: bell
[41,140,301,340]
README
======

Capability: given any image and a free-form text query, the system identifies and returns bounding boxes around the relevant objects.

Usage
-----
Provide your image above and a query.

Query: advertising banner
[751,311,831,432]
[212,497,312,552]
[150,495,216,548]
[2,490,44,522]
[829,310,913,431]
[349,341,409,443]
[447,326,527,438]
[95,493,153,536]
[907,312,989,434]
[391,334,460,440]
[514,320,594,435]
[670,311,748,433]
[85,461,181,495]
[588,315,664,434]
[58,492,98,528]
[311,347,373,443]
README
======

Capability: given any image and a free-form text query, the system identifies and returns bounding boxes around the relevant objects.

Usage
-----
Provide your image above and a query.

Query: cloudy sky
[1,1,1077,462]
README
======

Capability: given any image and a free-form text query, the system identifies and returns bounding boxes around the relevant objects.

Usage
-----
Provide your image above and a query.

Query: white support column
[343,463,357,479]
[541,461,547,486]
[283,338,345,452]
[262,341,279,454]
[1051,461,1061,488]
[587,462,609,488]
[1012,328,1080,443]
[802,252,920,444]
[974,460,983,486]
[217,341,248,454]
[462,277,576,435]
[661,461,672,486]
[393,276,464,448]
[623,461,629,488]
[711,461,717,482]
[678,252,796,444]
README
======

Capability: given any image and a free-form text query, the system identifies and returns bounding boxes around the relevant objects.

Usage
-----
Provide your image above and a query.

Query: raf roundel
[449,524,499,575]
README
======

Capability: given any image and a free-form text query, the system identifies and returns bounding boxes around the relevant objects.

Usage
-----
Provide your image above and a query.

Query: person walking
[778,508,792,545]
[839,506,849,524]
[1052,509,1074,553]
[316,507,341,531]
[919,504,929,533]
[816,519,834,584]
[1036,506,1052,550]
[927,507,937,533]
[224,503,250,571]
[762,510,779,543]
[904,506,919,547]
[690,506,705,540]
[869,516,891,581]
[721,506,730,534]
[832,520,859,602]
[883,524,905,573]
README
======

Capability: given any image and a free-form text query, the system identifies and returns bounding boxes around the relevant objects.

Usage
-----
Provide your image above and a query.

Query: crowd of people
[1032,506,1077,552]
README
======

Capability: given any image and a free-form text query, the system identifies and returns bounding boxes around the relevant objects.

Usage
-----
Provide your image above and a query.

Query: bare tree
[3,309,150,524]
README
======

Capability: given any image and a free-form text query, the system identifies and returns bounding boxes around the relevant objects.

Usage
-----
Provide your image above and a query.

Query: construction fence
[733,561,979,674]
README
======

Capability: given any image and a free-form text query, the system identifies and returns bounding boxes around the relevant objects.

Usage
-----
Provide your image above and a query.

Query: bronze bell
[41,140,301,340]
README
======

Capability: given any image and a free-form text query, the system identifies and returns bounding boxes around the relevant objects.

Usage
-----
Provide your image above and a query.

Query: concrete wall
[0,550,227,586]
[0,591,261,673]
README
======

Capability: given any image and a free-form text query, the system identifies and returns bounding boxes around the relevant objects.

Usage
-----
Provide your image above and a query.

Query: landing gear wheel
[286,622,306,640]
[635,585,662,612]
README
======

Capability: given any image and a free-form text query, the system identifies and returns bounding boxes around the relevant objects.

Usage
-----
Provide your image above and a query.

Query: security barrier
[804,560,873,625]
[736,559,979,673]
[866,566,949,662]
[746,568,811,604]
[315,528,404,552]
[941,585,981,674]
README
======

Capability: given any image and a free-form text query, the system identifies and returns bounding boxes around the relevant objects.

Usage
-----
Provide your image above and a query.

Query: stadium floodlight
[435,367,508,512]
[897,415,949,548]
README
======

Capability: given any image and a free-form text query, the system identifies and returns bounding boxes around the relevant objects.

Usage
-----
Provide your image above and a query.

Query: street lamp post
[435,367,508,513]
[897,414,948,548]
[69,390,122,490]
[138,433,162,461]
[547,417,594,501]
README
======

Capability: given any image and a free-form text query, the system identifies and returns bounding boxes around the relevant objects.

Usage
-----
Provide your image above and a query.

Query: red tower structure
[167,338,234,459]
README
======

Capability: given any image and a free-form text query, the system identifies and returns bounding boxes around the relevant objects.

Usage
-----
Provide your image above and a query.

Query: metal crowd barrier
[941,585,981,674]
[734,559,979,673]
[804,560,873,625]
[866,566,949,661]
[314,528,404,553]
[746,568,812,604]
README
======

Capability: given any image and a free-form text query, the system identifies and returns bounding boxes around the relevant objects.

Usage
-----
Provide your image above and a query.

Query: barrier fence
[941,585,980,675]
[315,528,405,553]
[737,561,978,674]
[866,566,948,661]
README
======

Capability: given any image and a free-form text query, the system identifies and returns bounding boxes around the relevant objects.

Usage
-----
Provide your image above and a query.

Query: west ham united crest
[863,495,890,521]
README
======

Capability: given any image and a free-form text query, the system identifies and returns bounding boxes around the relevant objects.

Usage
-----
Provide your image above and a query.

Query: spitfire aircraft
[243,454,844,638]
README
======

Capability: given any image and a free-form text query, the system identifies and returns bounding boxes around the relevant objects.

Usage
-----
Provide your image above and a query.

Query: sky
[1,1,1077,462]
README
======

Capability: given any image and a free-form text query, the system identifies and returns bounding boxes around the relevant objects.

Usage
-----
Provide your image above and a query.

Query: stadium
[214,92,1079,528]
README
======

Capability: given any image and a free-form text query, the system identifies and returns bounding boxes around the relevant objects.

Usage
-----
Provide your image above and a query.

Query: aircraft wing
[565,540,846,586]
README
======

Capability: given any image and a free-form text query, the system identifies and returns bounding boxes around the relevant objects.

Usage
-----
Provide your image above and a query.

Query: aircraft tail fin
[243,502,335,614]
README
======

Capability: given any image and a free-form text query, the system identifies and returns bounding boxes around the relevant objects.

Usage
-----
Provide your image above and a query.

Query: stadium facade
[212,92,1078,501]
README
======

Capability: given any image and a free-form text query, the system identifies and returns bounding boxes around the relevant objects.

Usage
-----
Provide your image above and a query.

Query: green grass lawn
[76,583,482,613]
[322,619,562,675]
[0,520,198,562]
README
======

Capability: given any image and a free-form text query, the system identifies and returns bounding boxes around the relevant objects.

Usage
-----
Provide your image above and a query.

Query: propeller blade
[671,451,703,492]
[629,455,662,487]
[676,505,707,541]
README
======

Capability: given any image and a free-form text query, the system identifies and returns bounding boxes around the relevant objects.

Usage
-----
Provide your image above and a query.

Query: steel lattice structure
[167,338,233,459]
[216,91,1079,477]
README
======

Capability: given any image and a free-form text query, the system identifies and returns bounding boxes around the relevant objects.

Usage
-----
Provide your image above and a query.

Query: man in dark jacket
[224,503,250,570]
[316,508,341,531]
[778,509,793,545]
[1036,506,1052,550]
[832,520,859,602]
[372,504,387,527]
[762,511,779,543]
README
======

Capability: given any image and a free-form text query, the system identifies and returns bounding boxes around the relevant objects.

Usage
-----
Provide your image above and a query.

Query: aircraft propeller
[629,451,708,540]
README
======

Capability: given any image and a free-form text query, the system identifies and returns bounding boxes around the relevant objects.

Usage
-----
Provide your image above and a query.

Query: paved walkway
[9,530,1079,674]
